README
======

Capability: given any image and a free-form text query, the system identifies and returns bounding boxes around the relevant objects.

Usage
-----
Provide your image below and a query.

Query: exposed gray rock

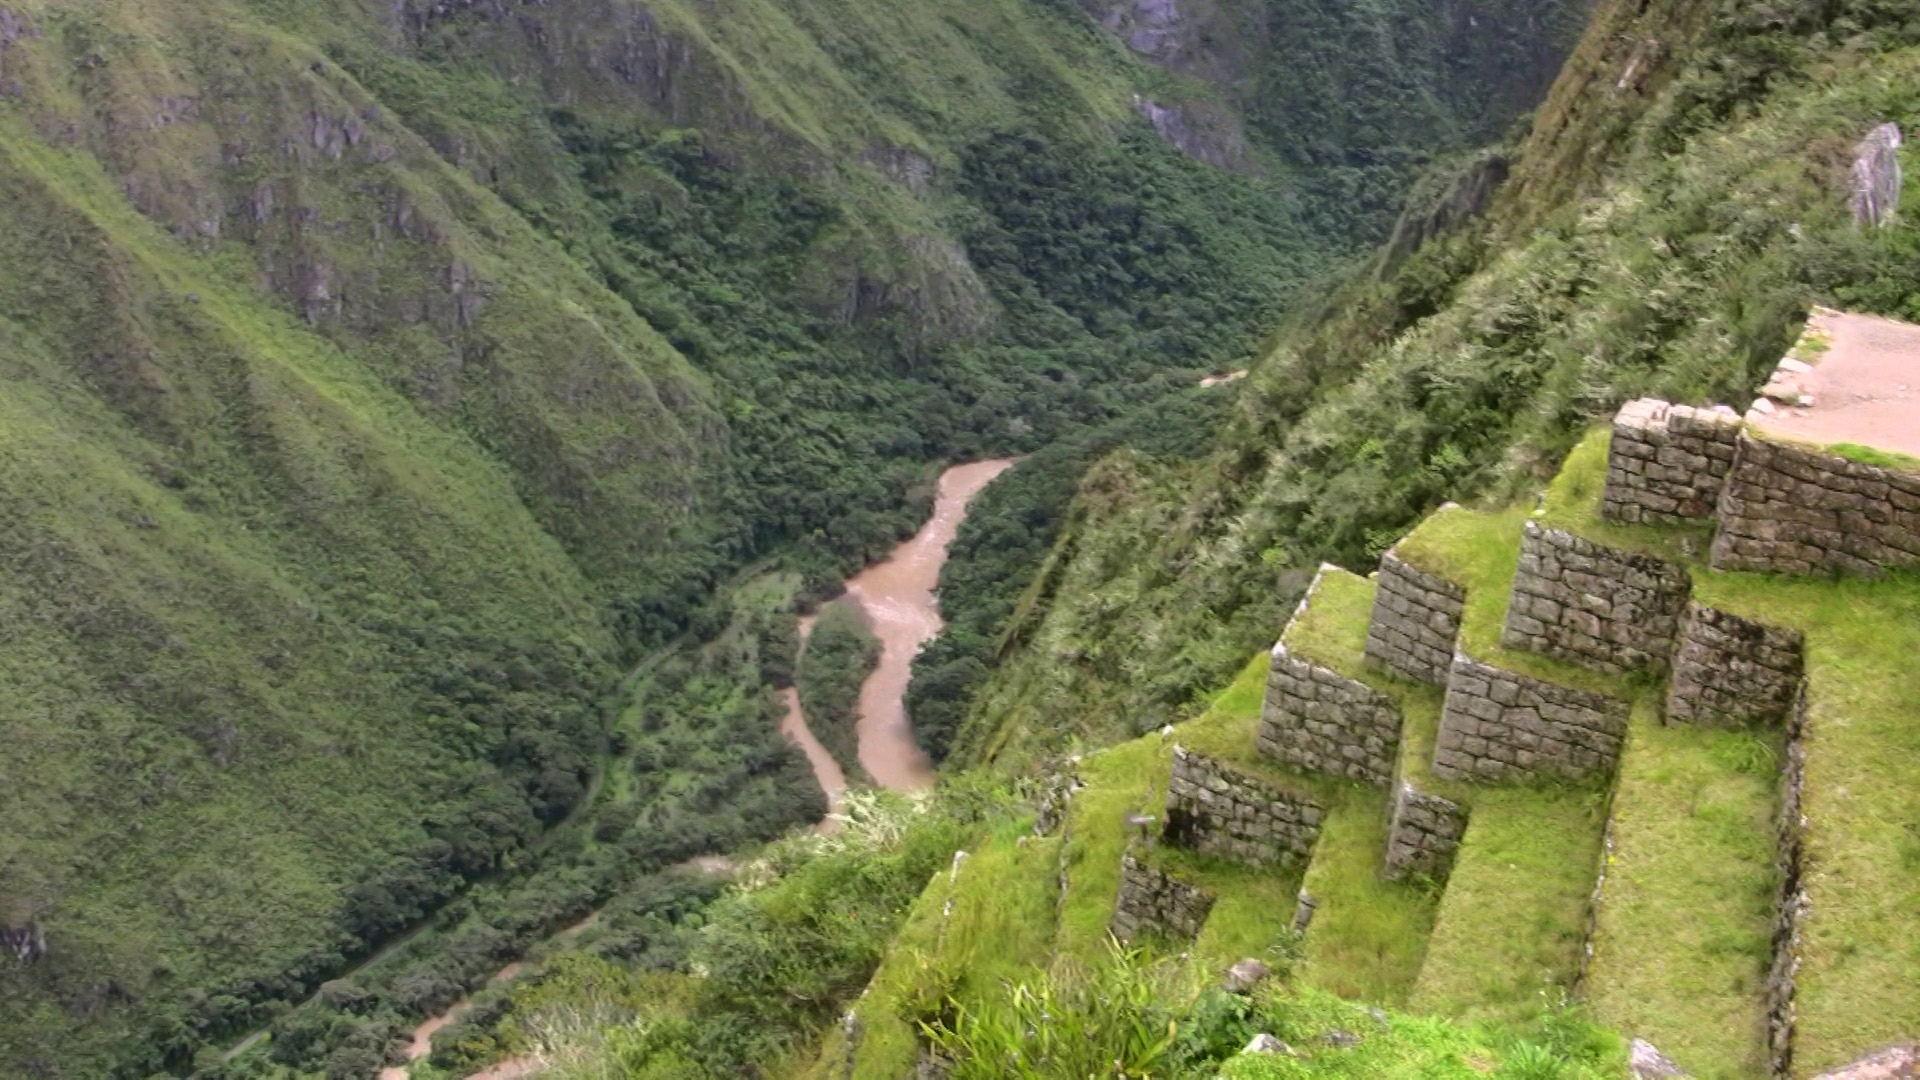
[1243,1033,1294,1055]
[1851,122,1904,228]
[1812,1043,1919,1079]
[1629,1038,1690,1078]
[1224,957,1271,993]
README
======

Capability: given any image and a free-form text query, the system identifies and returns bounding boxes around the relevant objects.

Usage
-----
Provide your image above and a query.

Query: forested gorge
[0,0,1592,1074]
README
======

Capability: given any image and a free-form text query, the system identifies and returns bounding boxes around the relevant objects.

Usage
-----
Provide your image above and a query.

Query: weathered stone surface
[1666,602,1804,727]
[1851,122,1904,228]
[1243,1033,1294,1055]
[1502,522,1693,676]
[1433,653,1630,781]
[1260,644,1403,785]
[1812,1043,1920,1079]
[1110,855,1215,943]
[1630,1038,1691,1078]
[1224,957,1271,993]
[1603,398,1743,525]
[1383,783,1468,882]
[1165,746,1324,866]
[1768,682,1811,1079]
[1364,548,1466,685]
[1710,431,1920,577]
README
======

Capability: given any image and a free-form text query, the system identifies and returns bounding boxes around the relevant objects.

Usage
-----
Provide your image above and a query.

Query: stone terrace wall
[1767,683,1810,1079]
[1164,747,1324,867]
[1260,645,1402,785]
[1110,855,1215,943]
[1364,549,1467,685]
[1384,784,1469,882]
[1503,522,1693,676]
[1712,432,1920,576]
[1603,398,1743,525]
[1434,654,1631,782]
[1666,602,1805,728]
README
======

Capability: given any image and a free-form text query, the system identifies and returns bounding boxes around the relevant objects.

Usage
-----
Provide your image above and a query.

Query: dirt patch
[1750,309,1920,459]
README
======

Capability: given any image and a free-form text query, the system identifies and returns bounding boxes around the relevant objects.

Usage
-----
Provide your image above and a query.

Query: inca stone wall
[1383,784,1469,882]
[1711,432,1920,577]
[1502,522,1693,676]
[1110,855,1215,943]
[1602,398,1743,525]
[1260,645,1402,785]
[1164,747,1324,866]
[1666,602,1805,728]
[1434,654,1631,781]
[1767,683,1810,1079]
[1364,550,1467,685]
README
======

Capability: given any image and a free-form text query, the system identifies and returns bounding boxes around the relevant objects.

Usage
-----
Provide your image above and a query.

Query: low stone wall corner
[1261,645,1402,785]
[1434,653,1630,782]
[1666,602,1805,728]
[1502,521,1692,676]
[1364,548,1467,685]
[1166,747,1324,866]
[1603,397,1742,525]
[1384,783,1468,882]
[1110,855,1215,943]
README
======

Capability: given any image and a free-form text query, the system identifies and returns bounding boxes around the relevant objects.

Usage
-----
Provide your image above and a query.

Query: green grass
[1826,441,1920,472]
[1410,782,1609,1022]
[1543,427,1920,1071]
[1581,708,1777,1079]
[1296,789,1441,1008]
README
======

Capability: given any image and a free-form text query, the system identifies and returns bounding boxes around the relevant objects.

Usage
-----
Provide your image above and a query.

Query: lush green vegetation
[796,603,883,781]
[954,0,1920,769]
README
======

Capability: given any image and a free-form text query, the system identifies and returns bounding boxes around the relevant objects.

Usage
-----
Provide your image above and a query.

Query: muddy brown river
[383,460,1011,1077]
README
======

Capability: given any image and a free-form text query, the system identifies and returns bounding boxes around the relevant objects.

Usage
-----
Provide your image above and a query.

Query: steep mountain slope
[0,0,1591,1075]
[951,0,1920,764]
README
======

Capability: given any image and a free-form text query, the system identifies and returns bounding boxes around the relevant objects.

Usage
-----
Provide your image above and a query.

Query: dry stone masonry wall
[1666,602,1805,728]
[1164,747,1324,866]
[1503,522,1693,676]
[1383,784,1469,882]
[1110,855,1215,943]
[1767,683,1811,1079]
[1603,398,1743,525]
[1711,432,1920,577]
[1260,645,1403,785]
[1434,654,1630,781]
[1364,549,1467,685]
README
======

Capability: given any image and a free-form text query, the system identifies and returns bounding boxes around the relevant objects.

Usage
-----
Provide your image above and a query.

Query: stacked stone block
[1434,654,1631,781]
[1383,784,1469,882]
[1602,398,1743,525]
[1364,549,1467,685]
[1666,602,1805,728]
[1502,522,1693,676]
[1711,432,1920,577]
[1110,855,1215,943]
[1766,683,1810,1078]
[1260,644,1403,785]
[1164,747,1324,866]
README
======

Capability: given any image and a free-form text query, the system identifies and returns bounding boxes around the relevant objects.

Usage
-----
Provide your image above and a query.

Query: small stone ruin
[1164,746,1324,866]
[1109,854,1215,944]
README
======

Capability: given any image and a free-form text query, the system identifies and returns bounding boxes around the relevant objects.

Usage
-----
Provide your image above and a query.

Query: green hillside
[949,0,1920,766]
[0,0,1592,1074]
